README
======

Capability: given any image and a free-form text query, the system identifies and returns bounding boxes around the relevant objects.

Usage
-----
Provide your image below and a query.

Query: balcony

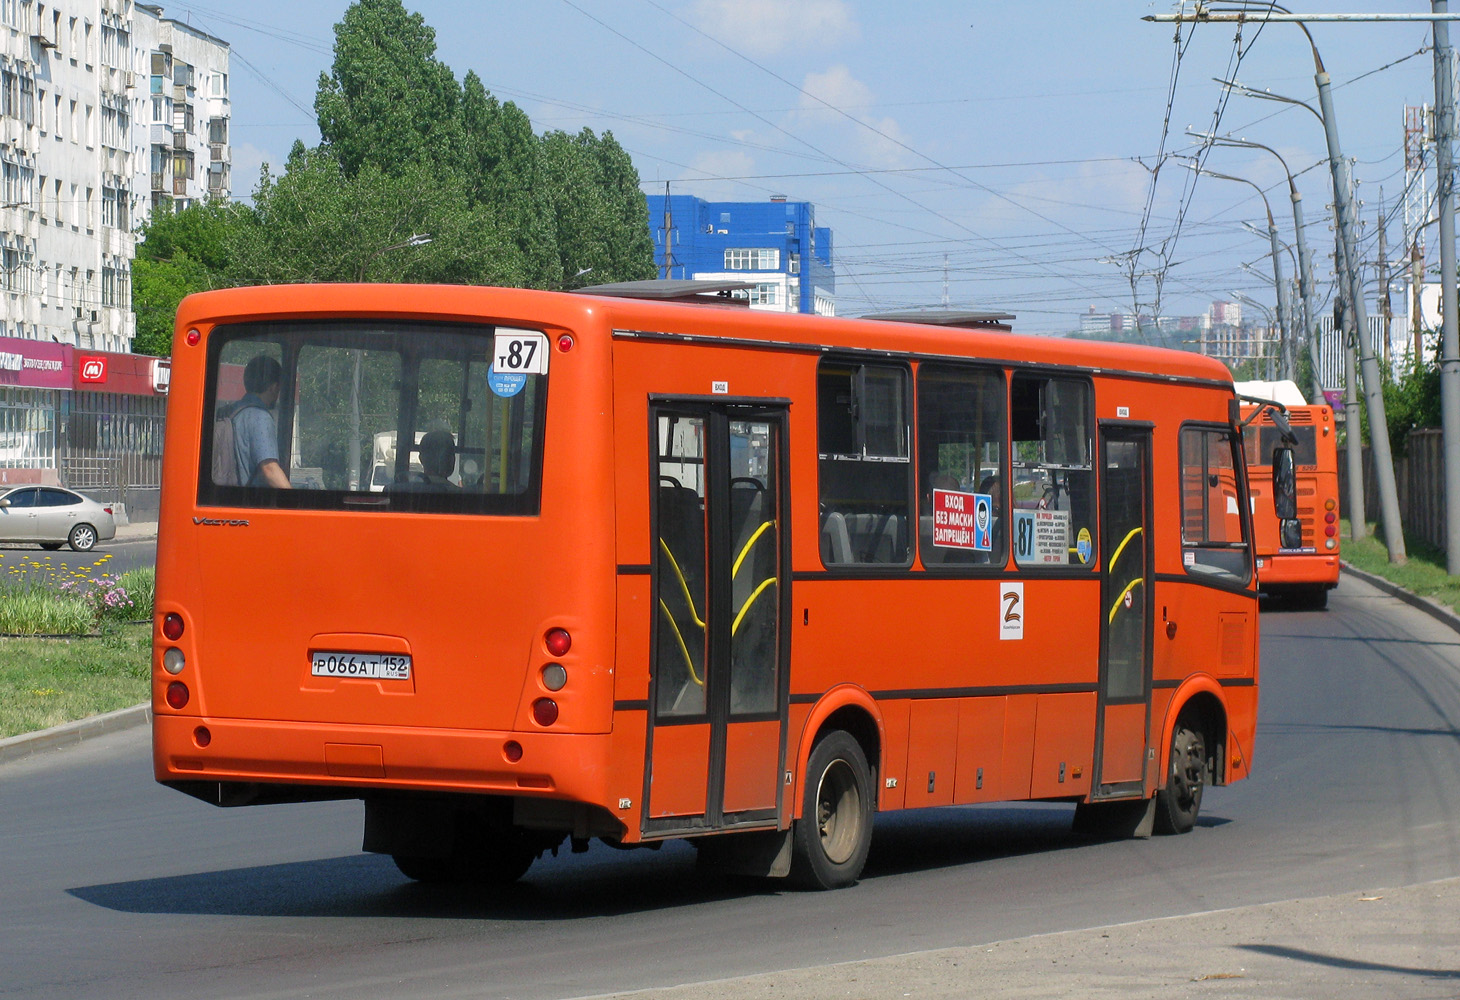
[172,131,187,151]
[150,172,163,192]
[173,176,187,197]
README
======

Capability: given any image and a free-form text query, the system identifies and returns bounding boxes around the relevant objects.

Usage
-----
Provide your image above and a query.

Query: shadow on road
[67,803,1231,920]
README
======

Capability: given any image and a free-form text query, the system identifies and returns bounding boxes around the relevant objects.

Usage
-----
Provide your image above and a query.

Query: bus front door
[1094,424,1154,797]
[646,403,789,834]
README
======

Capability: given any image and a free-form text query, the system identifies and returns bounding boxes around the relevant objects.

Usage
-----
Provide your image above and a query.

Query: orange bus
[152,282,1277,890]
[1237,381,1340,609]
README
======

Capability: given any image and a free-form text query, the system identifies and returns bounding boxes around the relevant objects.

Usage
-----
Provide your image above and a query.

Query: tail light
[531,698,559,727]
[165,681,189,709]
[103,506,113,515]
[162,613,184,640]
[1324,525,1337,537]
[544,627,571,657]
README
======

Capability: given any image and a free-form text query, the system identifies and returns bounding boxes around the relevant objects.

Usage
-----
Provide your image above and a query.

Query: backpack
[211,408,240,485]
[210,403,261,486]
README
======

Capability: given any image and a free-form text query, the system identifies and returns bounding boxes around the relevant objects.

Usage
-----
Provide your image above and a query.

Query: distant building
[644,193,834,315]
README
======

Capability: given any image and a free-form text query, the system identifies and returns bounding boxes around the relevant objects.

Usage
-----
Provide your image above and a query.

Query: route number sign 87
[492,328,550,375]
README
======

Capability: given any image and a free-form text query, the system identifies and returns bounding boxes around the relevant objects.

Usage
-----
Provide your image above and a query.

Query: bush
[117,567,155,621]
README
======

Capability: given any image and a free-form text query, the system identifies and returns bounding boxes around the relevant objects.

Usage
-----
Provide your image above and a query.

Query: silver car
[0,485,118,551]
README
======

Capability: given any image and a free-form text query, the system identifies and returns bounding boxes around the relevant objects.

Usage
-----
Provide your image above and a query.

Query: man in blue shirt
[233,355,291,489]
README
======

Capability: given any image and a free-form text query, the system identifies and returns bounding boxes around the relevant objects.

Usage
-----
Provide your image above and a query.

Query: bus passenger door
[1094,424,1153,797]
[646,403,789,834]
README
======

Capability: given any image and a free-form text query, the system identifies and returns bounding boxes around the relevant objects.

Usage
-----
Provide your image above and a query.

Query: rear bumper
[152,714,615,806]
[1257,552,1339,588]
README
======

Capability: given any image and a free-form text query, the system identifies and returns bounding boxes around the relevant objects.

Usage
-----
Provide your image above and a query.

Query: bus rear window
[198,320,546,514]
[1244,424,1317,467]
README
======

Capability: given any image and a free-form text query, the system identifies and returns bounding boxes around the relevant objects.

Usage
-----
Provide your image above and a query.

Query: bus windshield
[199,320,546,514]
[1244,424,1317,468]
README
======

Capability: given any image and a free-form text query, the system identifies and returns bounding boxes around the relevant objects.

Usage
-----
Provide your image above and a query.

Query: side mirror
[1272,446,1297,520]
[1280,517,1304,549]
[0,497,9,508]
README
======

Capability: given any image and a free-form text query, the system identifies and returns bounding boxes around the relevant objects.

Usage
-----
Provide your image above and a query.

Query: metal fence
[1337,428,1447,553]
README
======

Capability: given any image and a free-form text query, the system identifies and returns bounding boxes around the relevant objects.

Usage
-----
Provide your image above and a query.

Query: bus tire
[1153,722,1205,835]
[791,730,873,890]
[1299,585,1329,610]
[392,843,536,886]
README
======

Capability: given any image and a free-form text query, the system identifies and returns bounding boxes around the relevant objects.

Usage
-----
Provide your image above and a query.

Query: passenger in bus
[417,429,460,491]
[233,355,291,489]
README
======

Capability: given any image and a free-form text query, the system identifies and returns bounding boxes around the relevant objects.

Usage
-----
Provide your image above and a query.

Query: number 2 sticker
[492,328,549,375]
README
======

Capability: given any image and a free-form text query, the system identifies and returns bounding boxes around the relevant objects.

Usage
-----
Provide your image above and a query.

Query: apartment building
[0,0,227,512]
[645,192,835,316]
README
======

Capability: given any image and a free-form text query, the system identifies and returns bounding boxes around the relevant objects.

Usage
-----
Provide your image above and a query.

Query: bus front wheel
[791,730,873,889]
[1153,723,1205,835]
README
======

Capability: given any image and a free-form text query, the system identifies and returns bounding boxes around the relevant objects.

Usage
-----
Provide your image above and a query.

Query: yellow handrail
[1108,526,1143,574]
[658,537,706,629]
[1108,577,1144,624]
[732,520,774,578]
[657,600,704,686]
[731,578,777,636]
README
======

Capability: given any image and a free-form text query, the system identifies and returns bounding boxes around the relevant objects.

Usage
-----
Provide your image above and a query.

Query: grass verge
[0,623,150,739]
[1340,519,1460,614]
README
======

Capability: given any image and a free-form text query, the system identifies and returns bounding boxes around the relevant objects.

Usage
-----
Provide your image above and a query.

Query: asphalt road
[2,572,1458,999]
[0,535,157,579]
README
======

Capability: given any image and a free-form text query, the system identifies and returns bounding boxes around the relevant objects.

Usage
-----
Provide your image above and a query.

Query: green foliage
[1381,348,1441,457]
[540,128,658,287]
[131,0,657,342]
[314,0,463,177]
[232,150,525,286]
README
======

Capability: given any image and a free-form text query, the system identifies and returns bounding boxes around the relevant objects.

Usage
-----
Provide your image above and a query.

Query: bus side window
[1009,375,1095,568]
[1179,425,1252,583]
[915,363,1007,569]
[816,360,912,567]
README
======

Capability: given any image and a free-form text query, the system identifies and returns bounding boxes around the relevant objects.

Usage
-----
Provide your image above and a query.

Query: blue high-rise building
[644,193,835,315]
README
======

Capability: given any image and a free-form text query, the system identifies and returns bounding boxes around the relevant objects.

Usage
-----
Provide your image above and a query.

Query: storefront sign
[79,356,108,383]
[0,337,69,389]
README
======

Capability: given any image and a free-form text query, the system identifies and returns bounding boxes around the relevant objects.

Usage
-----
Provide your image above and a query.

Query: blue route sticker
[488,365,527,397]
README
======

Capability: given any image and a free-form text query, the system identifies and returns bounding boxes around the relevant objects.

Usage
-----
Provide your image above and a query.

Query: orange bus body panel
[153,283,1260,862]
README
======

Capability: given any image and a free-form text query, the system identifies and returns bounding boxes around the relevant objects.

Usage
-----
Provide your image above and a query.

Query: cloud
[688,0,857,56]
[227,142,277,203]
[679,149,760,201]
[795,65,915,170]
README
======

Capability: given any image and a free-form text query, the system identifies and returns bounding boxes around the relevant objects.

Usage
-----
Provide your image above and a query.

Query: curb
[1340,561,1460,636]
[0,702,150,765]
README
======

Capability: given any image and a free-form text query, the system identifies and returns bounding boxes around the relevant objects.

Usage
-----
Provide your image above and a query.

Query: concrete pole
[1292,194,1325,403]
[1268,214,1295,382]
[1317,66,1407,562]
[1340,290,1367,541]
[1433,1,1460,572]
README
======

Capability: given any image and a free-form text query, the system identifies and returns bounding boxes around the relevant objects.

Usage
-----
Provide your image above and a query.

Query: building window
[724,248,779,271]
[1,159,30,206]
[208,117,227,144]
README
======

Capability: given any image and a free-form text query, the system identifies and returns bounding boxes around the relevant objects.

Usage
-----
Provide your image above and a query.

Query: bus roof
[177,283,1237,387]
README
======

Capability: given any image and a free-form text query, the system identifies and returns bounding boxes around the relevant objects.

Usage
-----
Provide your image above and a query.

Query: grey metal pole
[1267,212,1295,381]
[1294,197,1324,402]
[1345,344,1367,540]
[1433,0,1460,572]
[1317,66,1407,562]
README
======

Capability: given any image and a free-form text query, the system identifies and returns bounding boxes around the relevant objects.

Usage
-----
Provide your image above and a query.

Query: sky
[155,1,1446,335]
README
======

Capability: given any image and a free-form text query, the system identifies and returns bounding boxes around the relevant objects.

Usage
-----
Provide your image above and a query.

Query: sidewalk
[111,518,157,542]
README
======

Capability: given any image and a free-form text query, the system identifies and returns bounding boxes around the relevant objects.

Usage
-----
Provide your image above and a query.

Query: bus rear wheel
[792,730,873,889]
[392,841,536,886]
[1154,723,1205,835]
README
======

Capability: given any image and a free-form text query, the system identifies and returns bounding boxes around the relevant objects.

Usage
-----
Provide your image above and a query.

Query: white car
[0,485,118,551]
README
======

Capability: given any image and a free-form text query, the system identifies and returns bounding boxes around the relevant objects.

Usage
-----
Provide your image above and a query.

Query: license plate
[310,651,411,680]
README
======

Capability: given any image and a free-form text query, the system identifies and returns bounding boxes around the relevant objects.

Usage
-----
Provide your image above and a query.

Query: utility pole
[1378,207,1392,371]
[1435,0,1460,572]
[1149,6,1410,562]
[661,182,675,280]
[1317,61,1406,561]
[1338,290,1367,542]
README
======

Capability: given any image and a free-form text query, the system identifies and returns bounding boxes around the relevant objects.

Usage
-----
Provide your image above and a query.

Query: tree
[540,128,657,287]
[314,0,463,178]
[131,199,247,356]
[458,74,561,289]
[230,147,525,287]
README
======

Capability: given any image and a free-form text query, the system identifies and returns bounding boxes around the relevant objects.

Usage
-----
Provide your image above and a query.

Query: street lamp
[1195,127,1325,402]
[1184,161,1293,380]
